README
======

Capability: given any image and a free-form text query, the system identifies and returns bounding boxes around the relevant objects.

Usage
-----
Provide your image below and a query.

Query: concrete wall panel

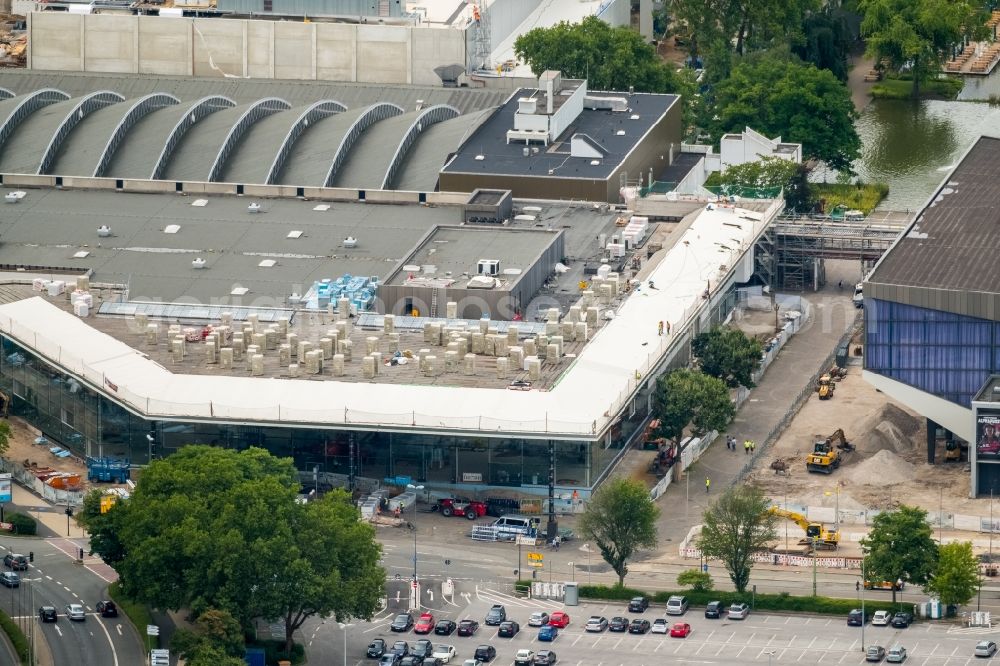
[191,19,245,78]
[83,14,138,73]
[246,20,275,78]
[411,27,464,86]
[29,13,83,72]
[356,24,410,84]
[316,23,357,81]
[273,21,315,80]
[138,17,193,76]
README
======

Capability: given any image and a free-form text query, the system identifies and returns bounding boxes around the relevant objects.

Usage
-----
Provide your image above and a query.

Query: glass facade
[865,299,1000,408]
[0,335,648,492]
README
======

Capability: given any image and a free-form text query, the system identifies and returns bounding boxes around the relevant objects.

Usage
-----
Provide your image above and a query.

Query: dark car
[0,571,19,588]
[96,600,118,618]
[434,620,456,636]
[3,554,28,571]
[498,620,520,638]
[866,645,886,662]
[609,616,630,632]
[891,612,913,628]
[534,650,557,665]
[628,619,651,634]
[38,606,58,623]
[392,613,415,632]
[485,604,506,626]
[367,638,387,658]
[628,596,649,613]
[457,619,480,636]
[399,657,424,666]
[474,645,497,662]
[391,641,410,657]
[704,601,723,619]
[412,639,434,658]
[849,609,867,626]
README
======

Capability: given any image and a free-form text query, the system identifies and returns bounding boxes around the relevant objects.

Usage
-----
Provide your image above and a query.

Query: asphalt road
[0,537,145,666]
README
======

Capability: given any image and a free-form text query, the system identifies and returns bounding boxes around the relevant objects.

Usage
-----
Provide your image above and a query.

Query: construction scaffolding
[471,1,492,72]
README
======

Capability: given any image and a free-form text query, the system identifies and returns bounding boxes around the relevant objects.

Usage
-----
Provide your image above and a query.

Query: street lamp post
[765,650,775,666]
[811,536,818,596]
[338,622,354,666]
[406,484,424,583]
[568,561,575,583]
[861,558,866,652]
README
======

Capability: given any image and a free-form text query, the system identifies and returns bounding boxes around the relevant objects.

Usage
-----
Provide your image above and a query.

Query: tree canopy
[698,485,777,593]
[861,504,939,604]
[693,326,764,388]
[83,446,384,654]
[172,609,245,663]
[514,16,683,93]
[925,541,980,607]
[0,421,11,458]
[668,0,820,57]
[577,478,660,586]
[859,0,988,97]
[652,369,735,445]
[793,7,853,81]
[709,53,860,171]
[717,156,813,212]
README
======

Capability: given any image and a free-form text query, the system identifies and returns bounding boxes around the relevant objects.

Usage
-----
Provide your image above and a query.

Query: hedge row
[0,608,30,664]
[7,513,36,536]
[577,584,902,616]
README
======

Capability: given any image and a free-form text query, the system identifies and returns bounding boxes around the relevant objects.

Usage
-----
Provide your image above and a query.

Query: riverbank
[846,54,876,112]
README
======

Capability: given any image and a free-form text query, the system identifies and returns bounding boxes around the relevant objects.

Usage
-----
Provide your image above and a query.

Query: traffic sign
[146,625,160,636]
[526,552,544,562]
[528,561,544,568]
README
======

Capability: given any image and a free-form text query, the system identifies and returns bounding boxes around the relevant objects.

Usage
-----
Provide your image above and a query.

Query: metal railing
[0,89,70,153]
[207,97,292,183]
[323,102,404,187]
[0,88,13,100]
[264,99,346,185]
[150,95,236,180]
[38,91,125,175]
[380,104,459,190]
[92,93,180,177]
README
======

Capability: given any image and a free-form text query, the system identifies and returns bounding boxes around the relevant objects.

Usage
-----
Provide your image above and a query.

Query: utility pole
[861,558,866,652]
[546,440,558,542]
[812,537,818,596]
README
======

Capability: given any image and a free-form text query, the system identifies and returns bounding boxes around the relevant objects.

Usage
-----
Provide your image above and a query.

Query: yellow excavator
[817,375,835,400]
[768,507,840,550]
[806,429,853,474]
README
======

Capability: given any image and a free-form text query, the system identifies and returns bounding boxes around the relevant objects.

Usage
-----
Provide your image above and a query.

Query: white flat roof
[0,202,775,437]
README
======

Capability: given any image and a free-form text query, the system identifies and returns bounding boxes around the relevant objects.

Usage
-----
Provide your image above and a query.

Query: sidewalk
[651,287,860,546]
[847,53,877,112]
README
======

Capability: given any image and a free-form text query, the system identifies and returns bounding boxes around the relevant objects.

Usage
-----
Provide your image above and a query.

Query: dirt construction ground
[750,365,980,516]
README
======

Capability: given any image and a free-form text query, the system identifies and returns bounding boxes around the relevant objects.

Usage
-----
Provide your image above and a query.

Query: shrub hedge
[578,584,902,616]
[7,513,36,536]
[0,608,30,664]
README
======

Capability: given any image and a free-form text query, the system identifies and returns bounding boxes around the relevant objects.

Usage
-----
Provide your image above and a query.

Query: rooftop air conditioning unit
[477,259,500,276]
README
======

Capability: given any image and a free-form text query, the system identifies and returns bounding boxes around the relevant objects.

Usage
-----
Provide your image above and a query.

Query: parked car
[669,622,692,638]
[548,612,570,628]
[391,641,410,657]
[585,616,608,632]
[891,612,913,628]
[415,613,436,634]
[474,645,496,662]
[866,645,886,662]
[704,601,723,619]
[665,596,689,616]
[514,650,535,665]
[975,640,998,657]
[651,618,669,634]
[628,596,649,613]
[65,604,86,621]
[886,645,907,663]
[498,620,520,638]
[367,638,387,658]
[379,655,402,666]
[38,606,58,623]
[435,620,457,636]
[849,609,867,626]
[392,613,415,632]
[457,620,480,636]
[435,497,488,520]
[3,554,28,571]
[538,625,558,642]
[872,610,892,626]
[0,572,20,588]
[96,600,118,618]
[533,650,557,665]
[485,604,506,626]
[460,660,482,666]
[628,619,651,634]
[728,603,749,620]
[412,640,434,658]
[608,616,630,632]
[528,612,550,627]
[399,657,424,666]
[432,645,456,663]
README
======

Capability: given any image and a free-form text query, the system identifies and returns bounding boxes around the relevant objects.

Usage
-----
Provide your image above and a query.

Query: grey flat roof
[391,108,494,191]
[386,225,560,288]
[0,96,92,174]
[442,89,678,180]
[658,151,701,185]
[330,109,424,189]
[869,135,1000,294]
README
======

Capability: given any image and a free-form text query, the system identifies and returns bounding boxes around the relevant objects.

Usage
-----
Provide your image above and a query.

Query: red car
[669,622,692,638]
[548,611,570,628]
[414,612,435,634]
[435,498,487,520]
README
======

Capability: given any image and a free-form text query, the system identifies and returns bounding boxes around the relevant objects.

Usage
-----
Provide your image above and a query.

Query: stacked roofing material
[303,275,378,312]
[622,216,649,249]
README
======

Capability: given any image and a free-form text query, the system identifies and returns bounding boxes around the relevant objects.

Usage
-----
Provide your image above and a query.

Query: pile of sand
[855,403,922,456]
[846,449,916,486]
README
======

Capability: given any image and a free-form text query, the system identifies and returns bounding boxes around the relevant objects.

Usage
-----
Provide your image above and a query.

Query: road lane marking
[54,625,62,637]
[116,625,122,636]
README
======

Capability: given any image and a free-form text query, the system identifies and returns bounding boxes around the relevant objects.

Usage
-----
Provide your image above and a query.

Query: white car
[433,644,457,663]
[651,618,669,634]
[872,610,892,626]
[514,649,535,665]
[65,603,86,621]
[528,612,549,627]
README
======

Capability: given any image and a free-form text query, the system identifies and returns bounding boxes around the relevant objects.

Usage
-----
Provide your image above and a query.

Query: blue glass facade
[865,298,1000,408]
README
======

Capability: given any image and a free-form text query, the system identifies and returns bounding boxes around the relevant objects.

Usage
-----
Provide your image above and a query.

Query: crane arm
[768,507,811,532]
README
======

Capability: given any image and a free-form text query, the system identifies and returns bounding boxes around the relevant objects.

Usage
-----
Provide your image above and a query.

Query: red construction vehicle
[434,497,487,520]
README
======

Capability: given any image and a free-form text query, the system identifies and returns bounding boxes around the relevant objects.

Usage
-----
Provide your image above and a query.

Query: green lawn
[811,182,889,215]
[871,76,963,100]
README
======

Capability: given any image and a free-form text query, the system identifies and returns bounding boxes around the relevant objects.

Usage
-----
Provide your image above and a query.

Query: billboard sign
[977,413,1000,458]
[0,473,11,504]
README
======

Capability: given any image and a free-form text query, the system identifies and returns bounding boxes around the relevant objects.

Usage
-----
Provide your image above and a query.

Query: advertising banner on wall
[976,412,1000,459]
[0,473,10,503]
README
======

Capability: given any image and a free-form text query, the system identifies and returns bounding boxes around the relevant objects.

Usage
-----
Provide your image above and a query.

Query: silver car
[886,645,907,663]
[65,603,86,621]
[976,640,998,657]
[728,603,749,620]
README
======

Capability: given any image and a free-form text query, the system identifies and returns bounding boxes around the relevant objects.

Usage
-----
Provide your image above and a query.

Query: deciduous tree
[578,478,660,586]
[652,369,735,446]
[0,421,11,457]
[861,504,938,604]
[698,486,777,593]
[693,326,764,389]
[677,568,714,591]
[925,541,980,607]
[171,609,245,661]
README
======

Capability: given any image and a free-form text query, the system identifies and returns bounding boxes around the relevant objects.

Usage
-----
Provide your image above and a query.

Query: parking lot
[345,585,1000,665]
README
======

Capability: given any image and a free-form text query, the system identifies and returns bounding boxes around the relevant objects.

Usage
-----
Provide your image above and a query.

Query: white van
[492,515,540,539]
[853,283,864,308]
